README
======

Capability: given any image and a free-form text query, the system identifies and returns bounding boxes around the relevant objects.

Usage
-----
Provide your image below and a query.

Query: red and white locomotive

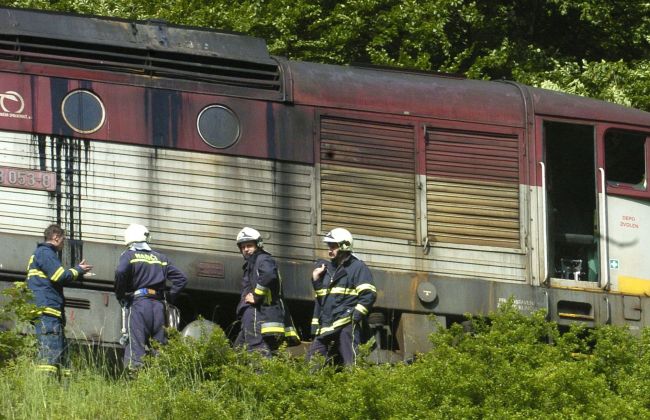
[1,7,649,359]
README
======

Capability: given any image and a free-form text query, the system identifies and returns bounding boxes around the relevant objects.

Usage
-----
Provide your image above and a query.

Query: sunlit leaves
[1,0,648,110]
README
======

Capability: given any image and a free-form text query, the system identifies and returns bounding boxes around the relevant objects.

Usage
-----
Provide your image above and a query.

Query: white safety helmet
[323,228,353,252]
[236,227,263,248]
[124,223,150,245]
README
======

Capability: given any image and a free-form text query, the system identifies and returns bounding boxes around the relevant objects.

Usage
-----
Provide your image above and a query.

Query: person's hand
[312,264,326,281]
[79,259,93,273]
[244,292,255,304]
[352,310,362,323]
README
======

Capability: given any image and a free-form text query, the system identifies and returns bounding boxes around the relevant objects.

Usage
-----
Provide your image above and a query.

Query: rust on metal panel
[426,127,521,248]
[0,7,283,97]
[320,116,416,240]
[197,262,225,278]
[426,130,519,183]
[320,118,415,173]
[290,61,526,128]
[530,86,650,126]
[372,270,433,311]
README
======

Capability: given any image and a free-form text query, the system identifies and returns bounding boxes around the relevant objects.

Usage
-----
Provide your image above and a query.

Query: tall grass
[3,300,650,419]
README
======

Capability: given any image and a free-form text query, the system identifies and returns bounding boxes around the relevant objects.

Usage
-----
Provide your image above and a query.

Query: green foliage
[145,324,236,383]
[517,59,650,111]
[422,302,639,418]
[2,0,648,110]
[3,299,650,418]
[0,282,37,366]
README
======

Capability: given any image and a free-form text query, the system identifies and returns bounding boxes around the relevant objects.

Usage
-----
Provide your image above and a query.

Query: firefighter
[234,227,299,356]
[114,224,187,370]
[307,228,377,366]
[26,224,93,375]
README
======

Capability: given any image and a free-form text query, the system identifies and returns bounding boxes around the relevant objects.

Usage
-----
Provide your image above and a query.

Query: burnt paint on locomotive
[265,101,276,158]
[4,71,315,163]
[288,61,527,130]
[147,89,182,149]
[33,134,48,171]
[45,134,82,250]
[50,78,74,138]
[36,133,87,266]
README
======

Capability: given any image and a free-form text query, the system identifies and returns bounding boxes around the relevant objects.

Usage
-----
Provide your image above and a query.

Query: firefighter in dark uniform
[26,224,93,374]
[114,224,187,369]
[308,228,377,366]
[234,227,299,356]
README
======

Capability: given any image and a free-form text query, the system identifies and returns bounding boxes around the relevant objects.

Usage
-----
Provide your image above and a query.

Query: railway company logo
[0,90,31,120]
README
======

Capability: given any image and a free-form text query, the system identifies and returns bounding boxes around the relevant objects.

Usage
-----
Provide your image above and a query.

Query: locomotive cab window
[605,130,648,192]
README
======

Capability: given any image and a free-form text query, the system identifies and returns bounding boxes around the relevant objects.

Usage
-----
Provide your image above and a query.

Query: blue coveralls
[114,244,187,368]
[234,249,299,356]
[307,255,377,366]
[26,242,84,374]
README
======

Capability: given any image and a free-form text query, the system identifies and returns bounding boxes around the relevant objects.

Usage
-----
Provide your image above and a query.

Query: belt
[133,288,162,298]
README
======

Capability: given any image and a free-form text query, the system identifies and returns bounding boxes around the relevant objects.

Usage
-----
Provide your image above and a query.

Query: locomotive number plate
[0,166,56,191]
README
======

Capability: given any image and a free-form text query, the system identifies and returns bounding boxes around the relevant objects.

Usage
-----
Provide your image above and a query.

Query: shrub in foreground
[2,299,650,419]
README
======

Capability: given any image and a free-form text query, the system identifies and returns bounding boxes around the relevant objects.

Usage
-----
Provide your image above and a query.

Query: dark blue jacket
[27,242,84,320]
[114,248,187,303]
[311,255,377,337]
[237,249,299,341]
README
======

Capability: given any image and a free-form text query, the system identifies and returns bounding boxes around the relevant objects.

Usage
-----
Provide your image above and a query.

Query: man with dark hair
[114,224,187,370]
[26,224,93,375]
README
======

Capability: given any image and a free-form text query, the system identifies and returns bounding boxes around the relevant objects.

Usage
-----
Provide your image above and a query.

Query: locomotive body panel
[1,7,650,355]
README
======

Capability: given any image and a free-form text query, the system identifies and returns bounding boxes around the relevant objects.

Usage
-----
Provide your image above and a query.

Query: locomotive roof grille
[0,34,282,91]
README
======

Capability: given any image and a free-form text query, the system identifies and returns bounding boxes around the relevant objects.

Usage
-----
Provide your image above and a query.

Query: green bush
[2,297,650,419]
[0,282,37,366]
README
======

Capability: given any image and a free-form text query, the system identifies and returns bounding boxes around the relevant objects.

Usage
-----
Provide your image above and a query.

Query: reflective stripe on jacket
[237,250,299,341]
[311,255,377,337]
[114,248,188,303]
[26,243,83,320]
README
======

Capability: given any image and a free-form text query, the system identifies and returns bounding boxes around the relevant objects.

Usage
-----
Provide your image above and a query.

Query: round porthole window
[61,90,106,134]
[197,105,240,149]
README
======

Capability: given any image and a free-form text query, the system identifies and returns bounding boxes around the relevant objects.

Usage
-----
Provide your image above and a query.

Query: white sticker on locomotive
[0,91,31,120]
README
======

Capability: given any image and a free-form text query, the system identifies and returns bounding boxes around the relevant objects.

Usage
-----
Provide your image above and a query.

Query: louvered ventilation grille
[426,127,521,248]
[320,117,416,240]
[66,297,91,310]
[0,35,281,91]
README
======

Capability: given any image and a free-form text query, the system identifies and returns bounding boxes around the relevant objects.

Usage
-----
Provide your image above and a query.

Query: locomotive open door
[543,122,650,292]
[542,121,601,286]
